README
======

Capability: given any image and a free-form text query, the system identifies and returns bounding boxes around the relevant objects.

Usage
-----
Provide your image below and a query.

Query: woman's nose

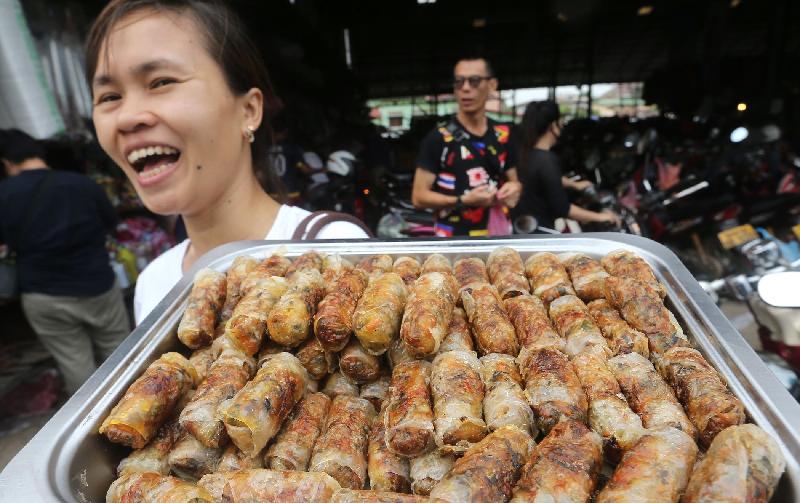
[116,94,157,133]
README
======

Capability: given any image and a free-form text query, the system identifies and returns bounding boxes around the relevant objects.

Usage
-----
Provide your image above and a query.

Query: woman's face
[92,10,261,216]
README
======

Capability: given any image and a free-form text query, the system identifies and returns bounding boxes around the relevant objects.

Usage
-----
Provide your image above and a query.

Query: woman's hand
[461,185,498,207]
[496,181,522,208]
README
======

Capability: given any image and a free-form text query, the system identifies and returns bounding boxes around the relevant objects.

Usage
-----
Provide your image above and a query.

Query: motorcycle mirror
[730,127,749,143]
[757,272,800,308]
[513,215,539,234]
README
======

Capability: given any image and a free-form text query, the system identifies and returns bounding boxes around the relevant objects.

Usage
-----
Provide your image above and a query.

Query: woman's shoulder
[268,205,370,240]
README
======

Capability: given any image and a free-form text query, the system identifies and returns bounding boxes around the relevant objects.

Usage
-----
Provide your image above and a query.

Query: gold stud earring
[245,126,255,143]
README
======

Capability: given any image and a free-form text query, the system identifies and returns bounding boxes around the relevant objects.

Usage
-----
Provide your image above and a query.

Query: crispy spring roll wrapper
[385,360,435,458]
[409,450,455,496]
[607,352,698,440]
[100,352,197,449]
[560,252,610,302]
[429,425,535,503]
[310,395,376,490]
[586,299,650,358]
[188,344,221,384]
[571,348,644,455]
[266,392,332,471]
[682,424,786,503]
[268,268,325,347]
[331,489,430,503]
[601,249,666,298]
[168,431,224,480]
[430,350,486,449]
[549,295,612,358]
[117,420,183,476]
[239,254,291,293]
[198,469,341,503]
[519,348,588,436]
[340,338,383,384]
[421,253,452,274]
[224,275,288,356]
[387,337,418,370]
[360,373,391,412]
[505,294,564,371]
[315,268,370,352]
[216,255,259,335]
[219,352,308,457]
[401,272,459,357]
[453,257,489,289]
[180,349,256,448]
[596,426,698,503]
[217,444,264,472]
[323,371,360,399]
[107,472,212,503]
[286,250,324,278]
[357,254,395,281]
[438,307,474,353]
[479,354,535,436]
[510,420,602,503]
[656,346,745,447]
[604,276,689,355]
[296,336,337,380]
[392,256,422,286]
[256,338,289,365]
[461,282,519,356]
[178,268,227,349]
[321,254,354,294]
[369,405,411,493]
[353,272,408,355]
[525,252,576,305]
[487,247,530,299]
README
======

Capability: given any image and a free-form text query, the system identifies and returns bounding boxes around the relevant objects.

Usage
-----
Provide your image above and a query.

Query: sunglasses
[453,75,493,89]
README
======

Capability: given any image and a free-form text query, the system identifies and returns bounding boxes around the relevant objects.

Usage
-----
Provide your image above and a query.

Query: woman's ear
[241,87,264,131]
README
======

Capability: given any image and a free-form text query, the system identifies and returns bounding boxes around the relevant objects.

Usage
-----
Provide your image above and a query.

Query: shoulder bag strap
[291,210,374,240]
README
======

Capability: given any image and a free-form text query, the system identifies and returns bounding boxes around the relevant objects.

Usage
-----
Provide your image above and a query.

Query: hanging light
[737,102,747,112]
[638,5,654,15]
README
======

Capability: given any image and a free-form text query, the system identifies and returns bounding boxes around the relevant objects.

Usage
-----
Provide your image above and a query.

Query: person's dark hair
[454,56,495,78]
[0,129,46,164]
[519,100,560,165]
[85,0,285,200]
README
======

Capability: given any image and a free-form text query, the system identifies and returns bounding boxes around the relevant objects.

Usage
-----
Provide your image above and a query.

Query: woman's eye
[96,94,120,104]
[151,78,176,89]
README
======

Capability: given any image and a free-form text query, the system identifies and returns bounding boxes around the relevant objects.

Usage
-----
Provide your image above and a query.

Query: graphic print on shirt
[466,167,490,188]
[461,145,474,161]
[437,172,456,190]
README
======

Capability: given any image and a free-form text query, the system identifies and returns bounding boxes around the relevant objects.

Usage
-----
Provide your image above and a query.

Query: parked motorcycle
[375,172,435,238]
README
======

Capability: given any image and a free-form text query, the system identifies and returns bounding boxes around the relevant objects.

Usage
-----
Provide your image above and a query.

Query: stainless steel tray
[1,234,798,502]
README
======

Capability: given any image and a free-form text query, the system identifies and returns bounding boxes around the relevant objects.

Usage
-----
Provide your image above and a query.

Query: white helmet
[327,150,356,176]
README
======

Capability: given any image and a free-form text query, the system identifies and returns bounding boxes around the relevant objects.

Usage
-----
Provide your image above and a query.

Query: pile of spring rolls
[100,248,787,503]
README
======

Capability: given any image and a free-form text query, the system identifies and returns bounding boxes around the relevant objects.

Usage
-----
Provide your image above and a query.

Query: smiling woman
[85,0,370,324]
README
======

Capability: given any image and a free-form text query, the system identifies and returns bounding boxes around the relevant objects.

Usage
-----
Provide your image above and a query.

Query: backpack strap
[291,211,374,240]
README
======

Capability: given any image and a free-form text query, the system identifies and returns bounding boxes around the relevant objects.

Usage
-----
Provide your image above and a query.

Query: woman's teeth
[127,145,179,165]
[139,164,170,179]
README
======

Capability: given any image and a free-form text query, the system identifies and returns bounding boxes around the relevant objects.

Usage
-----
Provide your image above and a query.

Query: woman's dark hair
[0,129,46,164]
[85,0,285,200]
[519,100,560,165]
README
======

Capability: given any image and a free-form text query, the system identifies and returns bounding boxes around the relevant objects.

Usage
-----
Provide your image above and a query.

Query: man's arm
[412,168,458,209]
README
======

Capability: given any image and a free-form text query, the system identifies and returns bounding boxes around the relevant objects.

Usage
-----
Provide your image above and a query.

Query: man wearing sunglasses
[412,57,522,237]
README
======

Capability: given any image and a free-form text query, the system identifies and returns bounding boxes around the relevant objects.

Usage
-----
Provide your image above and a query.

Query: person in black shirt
[513,101,619,233]
[0,129,129,394]
[412,57,521,237]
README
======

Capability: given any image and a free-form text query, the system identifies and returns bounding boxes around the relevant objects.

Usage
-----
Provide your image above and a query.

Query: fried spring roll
[286,250,324,279]
[461,282,519,356]
[657,347,745,447]
[401,272,459,357]
[321,254,353,294]
[385,360,435,458]
[340,338,383,383]
[216,255,259,335]
[586,299,649,358]
[519,348,588,436]
[178,268,227,349]
[601,249,666,298]
[180,349,256,448]
[315,268,370,352]
[524,252,576,305]
[607,352,698,440]
[296,336,337,380]
[360,373,391,412]
[571,348,644,455]
[198,469,341,503]
[431,350,487,449]
[429,425,535,503]
[549,295,612,358]
[331,489,430,503]
[168,431,223,480]
[409,450,454,496]
[117,420,183,476]
[267,268,325,347]
[438,307,474,353]
[505,294,565,368]
[217,444,264,472]
[357,254,395,281]
[387,337,417,370]
[353,272,408,355]
[266,392,332,471]
[100,352,197,449]
[453,257,489,290]
[560,252,609,302]
[487,247,530,299]
[108,472,212,503]
[479,354,535,436]
[239,254,291,293]
[596,426,698,503]
[682,424,786,503]
[393,256,422,286]
[188,344,221,384]
[322,371,360,399]
[510,420,602,503]
[224,275,288,356]
[421,253,452,274]
[256,338,289,366]
[219,352,308,457]
[310,395,376,490]
[368,405,411,493]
